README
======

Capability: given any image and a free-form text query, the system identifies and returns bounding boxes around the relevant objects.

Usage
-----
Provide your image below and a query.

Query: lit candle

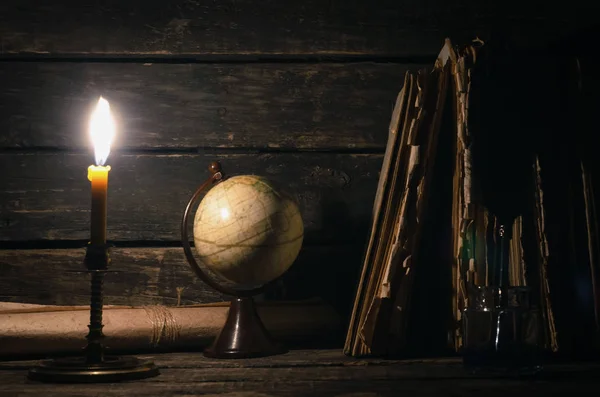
[88,97,115,246]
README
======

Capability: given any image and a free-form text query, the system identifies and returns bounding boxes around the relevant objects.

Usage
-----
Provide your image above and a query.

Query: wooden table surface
[1,349,599,396]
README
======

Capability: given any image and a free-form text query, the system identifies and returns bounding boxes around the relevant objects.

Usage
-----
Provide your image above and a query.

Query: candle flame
[89,97,115,166]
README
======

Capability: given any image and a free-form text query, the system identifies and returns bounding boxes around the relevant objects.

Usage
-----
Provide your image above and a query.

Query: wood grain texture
[0,0,565,58]
[1,350,599,396]
[0,62,412,151]
[0,379,596,397]
[0,0,597,58]
[0,152,381,243]
[0,247,222,306]
[0,245,363,309]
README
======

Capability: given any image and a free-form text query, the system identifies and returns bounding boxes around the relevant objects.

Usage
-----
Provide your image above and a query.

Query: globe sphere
[193,175,304,286]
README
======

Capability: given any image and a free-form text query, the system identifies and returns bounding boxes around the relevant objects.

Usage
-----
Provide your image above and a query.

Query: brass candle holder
[27,244,160,383]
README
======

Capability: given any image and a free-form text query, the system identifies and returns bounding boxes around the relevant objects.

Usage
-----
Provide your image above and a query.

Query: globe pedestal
[205,297,287,359]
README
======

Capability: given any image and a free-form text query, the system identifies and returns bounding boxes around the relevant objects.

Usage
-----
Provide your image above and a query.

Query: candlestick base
[27,355,159,383]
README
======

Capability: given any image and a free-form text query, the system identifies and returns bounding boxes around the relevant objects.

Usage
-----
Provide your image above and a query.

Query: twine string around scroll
[142,305,181,347]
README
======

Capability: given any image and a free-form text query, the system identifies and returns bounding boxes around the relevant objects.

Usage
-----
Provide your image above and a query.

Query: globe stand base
[204,297,287,359]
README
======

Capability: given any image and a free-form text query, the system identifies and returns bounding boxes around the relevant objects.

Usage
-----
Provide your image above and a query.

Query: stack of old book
[345,39,457,357]
[345,37,600,358]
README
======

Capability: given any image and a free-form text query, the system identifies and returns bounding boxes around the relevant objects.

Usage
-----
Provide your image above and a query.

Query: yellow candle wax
[88,96,115,246]
[88,165,111,245]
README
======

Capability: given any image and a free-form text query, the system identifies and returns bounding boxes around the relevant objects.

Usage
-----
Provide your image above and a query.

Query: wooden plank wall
[0,1,597,321]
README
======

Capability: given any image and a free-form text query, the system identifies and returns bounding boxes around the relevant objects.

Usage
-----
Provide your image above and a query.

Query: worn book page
[387,53,450,354]
[344,73,410,355]
[532,156,558,352]
[357,72,417,355]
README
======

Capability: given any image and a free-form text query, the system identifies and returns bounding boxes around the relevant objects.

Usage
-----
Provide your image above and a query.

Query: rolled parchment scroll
[0,299,339,357]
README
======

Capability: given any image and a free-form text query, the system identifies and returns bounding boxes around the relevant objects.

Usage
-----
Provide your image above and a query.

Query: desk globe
[181,161,304,358]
